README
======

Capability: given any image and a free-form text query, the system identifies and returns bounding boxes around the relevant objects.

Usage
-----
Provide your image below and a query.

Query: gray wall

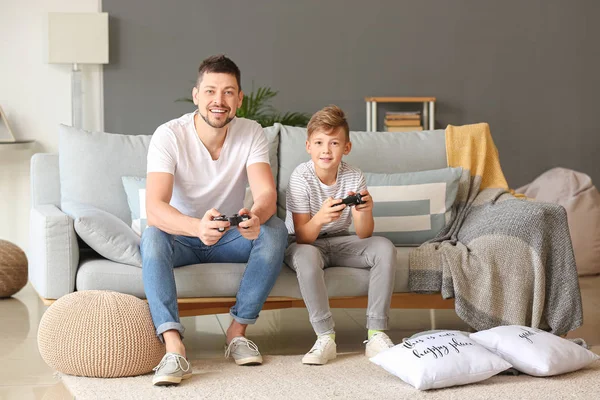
[104,0,599,188]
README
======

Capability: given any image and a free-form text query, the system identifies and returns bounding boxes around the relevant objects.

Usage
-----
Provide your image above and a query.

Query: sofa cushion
[263,124,281,186]
[354,168,462,246]
[75,247,413,297]
[69,202,142,267]
[59,124,151,225]
[277,125,447,219]
[121,176,148,236]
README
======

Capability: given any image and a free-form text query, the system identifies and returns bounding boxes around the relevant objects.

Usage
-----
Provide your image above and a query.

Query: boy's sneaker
[225,337,263,365]
[152,352,192,386]
[302,335,337,365]
[364,332,394,358]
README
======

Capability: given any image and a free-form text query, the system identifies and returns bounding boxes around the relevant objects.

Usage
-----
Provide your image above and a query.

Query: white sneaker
[364,332,394,358]
[302,335,337,365]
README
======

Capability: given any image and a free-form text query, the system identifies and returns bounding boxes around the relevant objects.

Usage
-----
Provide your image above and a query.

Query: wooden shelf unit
[365,96,436,132]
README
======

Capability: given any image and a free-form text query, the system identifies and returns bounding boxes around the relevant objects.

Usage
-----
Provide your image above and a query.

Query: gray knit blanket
[409,170,583,336]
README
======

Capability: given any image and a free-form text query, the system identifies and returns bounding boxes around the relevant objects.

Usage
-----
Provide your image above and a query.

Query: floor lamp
[47,12,109,129]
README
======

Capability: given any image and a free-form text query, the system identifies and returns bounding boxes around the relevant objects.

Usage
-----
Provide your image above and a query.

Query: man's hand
[237,208,260,240]
[314,197,346,226]
[348,190,373,212]
[198,208,229,245]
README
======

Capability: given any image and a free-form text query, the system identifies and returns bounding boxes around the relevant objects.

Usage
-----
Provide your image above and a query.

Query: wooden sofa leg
[429,309,436,330]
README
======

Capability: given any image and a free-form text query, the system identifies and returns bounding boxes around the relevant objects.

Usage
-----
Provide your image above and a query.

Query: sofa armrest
[28,204,79,300]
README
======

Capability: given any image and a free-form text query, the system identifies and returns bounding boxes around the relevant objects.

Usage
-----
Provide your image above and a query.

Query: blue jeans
[140,215,288,342]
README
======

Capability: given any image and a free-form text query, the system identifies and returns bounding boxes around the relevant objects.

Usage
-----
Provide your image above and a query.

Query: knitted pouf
[0,239,28,298]
[38,290,165,378]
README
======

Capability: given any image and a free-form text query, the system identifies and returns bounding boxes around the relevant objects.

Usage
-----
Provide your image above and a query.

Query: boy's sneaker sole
[302,352,336,365]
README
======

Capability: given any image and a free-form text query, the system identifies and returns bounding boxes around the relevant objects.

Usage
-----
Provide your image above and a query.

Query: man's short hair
[307,105,350,142]
[197,55,241,91]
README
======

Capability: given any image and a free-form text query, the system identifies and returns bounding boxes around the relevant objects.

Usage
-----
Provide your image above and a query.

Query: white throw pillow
[370,330,512,390]
[470,325,599,376]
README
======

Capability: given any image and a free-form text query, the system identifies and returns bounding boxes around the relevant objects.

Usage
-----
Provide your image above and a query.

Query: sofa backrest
[36,123,447,226]
[276,125,447,219]
[59,124,151,225]
[54,123,281,226]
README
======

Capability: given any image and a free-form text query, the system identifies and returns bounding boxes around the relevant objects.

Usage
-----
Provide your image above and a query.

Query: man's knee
[264,215,287,234]
[260,216,288,248]
[141,226,171,256]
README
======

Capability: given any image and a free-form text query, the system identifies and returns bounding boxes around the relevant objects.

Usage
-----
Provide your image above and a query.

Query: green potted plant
[177,85,310,128]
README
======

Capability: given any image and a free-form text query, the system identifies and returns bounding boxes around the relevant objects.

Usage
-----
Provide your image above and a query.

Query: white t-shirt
[285,160,367,235]
[147,111,269,218]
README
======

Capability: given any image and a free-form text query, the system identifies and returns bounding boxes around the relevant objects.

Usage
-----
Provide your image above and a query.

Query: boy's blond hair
[307,105,350,142]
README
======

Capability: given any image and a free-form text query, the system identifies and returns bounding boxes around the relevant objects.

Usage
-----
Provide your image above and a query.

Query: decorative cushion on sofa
[69,202,142,267]
[0,240,28,298]
[355,168,462,245]
[122,176,148,236]
[369,330,512,390]
[38,290,165,378]
[469,325,599,377]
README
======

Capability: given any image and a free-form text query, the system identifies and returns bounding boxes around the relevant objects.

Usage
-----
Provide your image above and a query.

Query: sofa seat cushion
[75,247,413,297]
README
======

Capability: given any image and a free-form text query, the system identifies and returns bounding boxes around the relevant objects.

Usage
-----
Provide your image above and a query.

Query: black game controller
[213,214,250,232]
[340,193,365,207]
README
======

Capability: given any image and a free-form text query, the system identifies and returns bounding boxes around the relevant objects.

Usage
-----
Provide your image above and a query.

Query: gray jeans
[284,234,396,335]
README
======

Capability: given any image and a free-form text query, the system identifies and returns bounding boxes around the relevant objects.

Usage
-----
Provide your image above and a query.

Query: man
[141,55,288,386]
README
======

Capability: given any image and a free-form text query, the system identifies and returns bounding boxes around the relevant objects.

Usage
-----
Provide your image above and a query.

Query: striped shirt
[285,160,367,235]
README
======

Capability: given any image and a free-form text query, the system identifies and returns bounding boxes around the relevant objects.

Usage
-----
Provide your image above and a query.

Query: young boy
[284,105,397,365]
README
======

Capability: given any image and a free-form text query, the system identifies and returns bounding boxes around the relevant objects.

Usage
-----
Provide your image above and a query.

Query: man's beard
[201,112,235,129]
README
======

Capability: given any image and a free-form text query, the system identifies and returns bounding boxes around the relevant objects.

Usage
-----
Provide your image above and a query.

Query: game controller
[213,213,250,232]
[340,193,365,206]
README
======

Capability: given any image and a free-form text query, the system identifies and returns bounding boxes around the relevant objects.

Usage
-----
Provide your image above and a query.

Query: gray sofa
[29,123,450,308]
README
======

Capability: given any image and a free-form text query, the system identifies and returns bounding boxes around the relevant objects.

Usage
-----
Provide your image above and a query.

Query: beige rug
[61,353,600,400]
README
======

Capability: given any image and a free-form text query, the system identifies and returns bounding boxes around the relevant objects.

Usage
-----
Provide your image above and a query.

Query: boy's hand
[236,208,260,240]
[315,197,346,225]
[348,190,373,212]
